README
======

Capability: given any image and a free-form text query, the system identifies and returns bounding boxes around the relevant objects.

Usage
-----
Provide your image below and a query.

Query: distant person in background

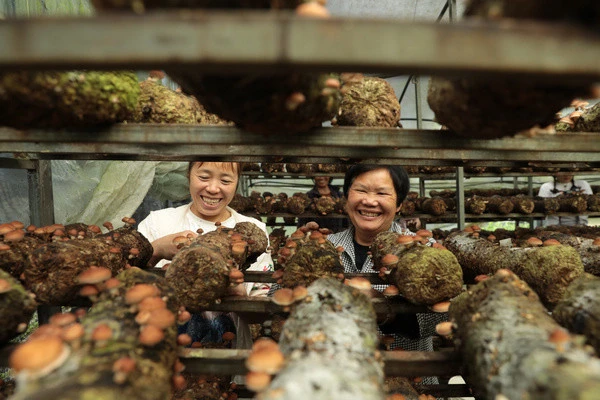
[538,174,593,226]
[298,175,349,233]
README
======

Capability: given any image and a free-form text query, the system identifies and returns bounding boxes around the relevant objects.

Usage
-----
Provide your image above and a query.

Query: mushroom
[91,323,113,346]
[139,325,164,346]
[271,288,295,309]
[177,333,192,346]
[435,321,454,336]
[146,308,176,329]
[77,266,112,285]
[430,301,451,313]
[252,337,279,352]
[61,323,85,343]
[292,286,308,302]
[112,356,136,384]
[245,348,285,374]
[138,296,167,312]
[245,371,271,392]
[543,239,561,247]
[49,313,76,327]
[0,278,12,294]
[383,285,399,298]
[125,284,160,305]
[525,237,543,247]
[9,336,70,378]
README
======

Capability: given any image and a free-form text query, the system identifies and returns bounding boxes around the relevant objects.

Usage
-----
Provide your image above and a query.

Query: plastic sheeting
[0,159,190,229]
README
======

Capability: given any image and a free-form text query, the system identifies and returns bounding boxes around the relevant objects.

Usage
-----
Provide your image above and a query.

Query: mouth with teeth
[201,196,222,206]
[358,210,381,218]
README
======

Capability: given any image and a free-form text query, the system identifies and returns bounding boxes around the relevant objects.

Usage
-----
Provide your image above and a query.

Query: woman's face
[346,168,401,239]
[189,162,239,222]
[555,174,574,184]
[314,176,330,188]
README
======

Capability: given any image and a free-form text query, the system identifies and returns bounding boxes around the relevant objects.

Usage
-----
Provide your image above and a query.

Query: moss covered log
[427,0,599,139]
[166,223,268,311]
[9,268,180,400]
[370,232,463,305]
[103,1,340,135]
[553,273,600,354]
[449,269,600,400]
[334,73,401,128]
[276,225,344,288]
[0,270,37,345]
[444,230,584,307]
[258,278,385,400]
[131,78,231,125]
[0,71,139,129]
[168,72,341,135]
[23,224,152,305]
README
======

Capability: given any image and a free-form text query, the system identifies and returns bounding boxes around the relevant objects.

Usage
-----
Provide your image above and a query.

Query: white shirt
[138,203,273,295]
[538,179,593,226]
[137,203,272,358]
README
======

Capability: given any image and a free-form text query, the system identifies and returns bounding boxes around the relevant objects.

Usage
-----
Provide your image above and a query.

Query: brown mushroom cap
[0,278,12,294]
[10,336,68,374]
[292,286,308,302]
[79,285,100,298]
[435,322,454,336]
[543,239,561,247]
[252,337,279,352]
[245,371,272,392]
[272,288,295,307]
[77,266,112,285]
[138,296,167,312]
[139,325,165,346]
[383,285,399,297]
[91,323,113,342]
[430,301,451,313]
[346,277,372,291]
[525,237,543,246]
[49,313,76,327]
[147,308,176,329]
[3,229,25,242]
[380,254,399,267]
[245,348,285,374]
[61,323,85,342]
[125,284,160,305]
[222,331,236,342]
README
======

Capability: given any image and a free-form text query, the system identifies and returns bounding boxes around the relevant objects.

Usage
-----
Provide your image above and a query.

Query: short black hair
[343,165,410,207]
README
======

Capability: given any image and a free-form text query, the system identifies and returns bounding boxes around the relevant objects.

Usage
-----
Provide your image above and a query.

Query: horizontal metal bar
[1,12,599,81]
[0,157,37,169]
[207,295,430,316]
[2,125,600,164]
[179,348,462,377]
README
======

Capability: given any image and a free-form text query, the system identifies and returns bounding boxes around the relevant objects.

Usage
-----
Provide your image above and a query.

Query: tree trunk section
[10,267,180,400]
[449,269,600,400]
[553,273,600,354]
[0,269,36,344]
[259,278,385,400]
[444,231,584,307]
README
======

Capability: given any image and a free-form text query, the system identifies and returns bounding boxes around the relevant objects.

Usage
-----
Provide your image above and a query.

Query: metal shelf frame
[3,126,600,165]
[1,11,600,83]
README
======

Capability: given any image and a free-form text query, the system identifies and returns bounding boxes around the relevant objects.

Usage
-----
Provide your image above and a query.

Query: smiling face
[345,168,401,245]
[189,162,239,222]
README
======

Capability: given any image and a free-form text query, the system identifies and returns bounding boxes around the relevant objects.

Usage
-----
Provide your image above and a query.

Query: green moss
[392,246,463,304]
[0,70,140,129]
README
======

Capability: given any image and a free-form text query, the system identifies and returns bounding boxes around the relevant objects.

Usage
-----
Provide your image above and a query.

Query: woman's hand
[148,230,198,267]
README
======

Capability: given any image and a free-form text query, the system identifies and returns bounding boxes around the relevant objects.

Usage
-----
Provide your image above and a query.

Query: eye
[197,175,209,181]
[221,179,233,185]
